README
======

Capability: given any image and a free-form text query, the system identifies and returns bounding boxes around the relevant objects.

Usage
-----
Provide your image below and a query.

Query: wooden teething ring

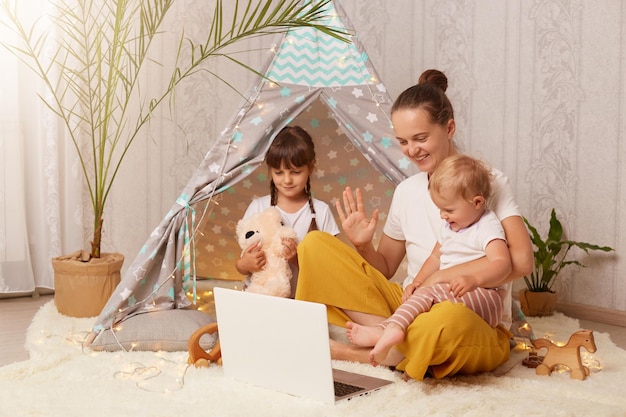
[187,322,221,367]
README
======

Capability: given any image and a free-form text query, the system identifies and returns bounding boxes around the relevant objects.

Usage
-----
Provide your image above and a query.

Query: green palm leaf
[1,0,349,258]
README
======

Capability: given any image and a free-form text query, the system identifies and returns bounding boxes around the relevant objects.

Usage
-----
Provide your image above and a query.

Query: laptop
[213,287,393,404]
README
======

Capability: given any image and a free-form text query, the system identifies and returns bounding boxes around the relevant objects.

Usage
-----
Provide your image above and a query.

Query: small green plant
[523,208,614,292]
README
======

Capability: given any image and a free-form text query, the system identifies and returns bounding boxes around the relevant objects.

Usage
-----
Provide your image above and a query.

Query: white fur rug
[1,301,624,417]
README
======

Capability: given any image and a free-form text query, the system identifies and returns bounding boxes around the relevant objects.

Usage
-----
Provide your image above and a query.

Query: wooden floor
[0,294,55,366]
[1,294,626,367]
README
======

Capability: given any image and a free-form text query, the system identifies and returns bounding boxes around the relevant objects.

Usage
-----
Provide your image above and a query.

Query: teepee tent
[91,0,418,334]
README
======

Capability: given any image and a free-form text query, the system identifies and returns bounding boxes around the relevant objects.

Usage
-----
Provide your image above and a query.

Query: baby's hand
[402,281,423,302]
[449,275,479,298]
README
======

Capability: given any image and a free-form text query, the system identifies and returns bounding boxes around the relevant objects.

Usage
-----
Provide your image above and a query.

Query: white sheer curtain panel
[0,0,84,295]
[0,51,34,294]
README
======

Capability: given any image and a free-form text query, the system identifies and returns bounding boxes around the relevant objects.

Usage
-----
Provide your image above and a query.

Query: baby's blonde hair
[428,154,492,202]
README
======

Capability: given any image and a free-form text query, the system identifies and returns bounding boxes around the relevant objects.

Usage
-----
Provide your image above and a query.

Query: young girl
[235,125,340,297]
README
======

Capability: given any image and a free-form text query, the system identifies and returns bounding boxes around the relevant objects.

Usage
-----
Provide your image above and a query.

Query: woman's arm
[499,215,534,280]
[426,215,533,287]
[371,234,407,279]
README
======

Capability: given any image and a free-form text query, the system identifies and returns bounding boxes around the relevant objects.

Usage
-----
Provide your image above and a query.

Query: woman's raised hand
[336,186,378,247]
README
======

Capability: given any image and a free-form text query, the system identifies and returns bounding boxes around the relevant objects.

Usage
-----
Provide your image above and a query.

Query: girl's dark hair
[391,69,454,126]
[266,125,318,231]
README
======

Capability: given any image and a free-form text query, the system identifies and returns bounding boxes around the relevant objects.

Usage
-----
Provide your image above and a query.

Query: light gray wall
[102,0,625,314]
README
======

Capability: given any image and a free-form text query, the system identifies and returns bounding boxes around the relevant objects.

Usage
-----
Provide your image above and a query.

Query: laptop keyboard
[334,380,365,397]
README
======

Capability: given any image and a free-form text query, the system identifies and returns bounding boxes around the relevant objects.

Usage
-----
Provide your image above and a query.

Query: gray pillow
[90,309,217,352]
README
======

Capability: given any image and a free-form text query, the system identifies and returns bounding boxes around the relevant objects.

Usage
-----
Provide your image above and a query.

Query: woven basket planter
[52,252,123,318]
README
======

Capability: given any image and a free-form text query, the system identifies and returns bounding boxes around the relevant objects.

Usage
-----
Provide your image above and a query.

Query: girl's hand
[336,186,378,248]
[281,237,298,262]
[239,242,266,273]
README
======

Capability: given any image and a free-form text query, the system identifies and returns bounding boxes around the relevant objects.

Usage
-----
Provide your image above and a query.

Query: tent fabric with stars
[90,0,418,335]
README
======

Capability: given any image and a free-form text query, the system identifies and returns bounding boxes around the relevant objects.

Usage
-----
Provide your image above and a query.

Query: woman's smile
[392,108,455,174]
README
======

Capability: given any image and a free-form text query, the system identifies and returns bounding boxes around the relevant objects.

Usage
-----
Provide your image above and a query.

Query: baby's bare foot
[345,321,383,347]
[369,324,405,366]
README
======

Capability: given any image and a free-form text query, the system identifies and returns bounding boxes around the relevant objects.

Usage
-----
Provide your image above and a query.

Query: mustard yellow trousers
[295,231,511,380]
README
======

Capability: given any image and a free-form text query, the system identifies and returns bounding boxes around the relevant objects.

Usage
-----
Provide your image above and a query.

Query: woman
[294,69,533,380]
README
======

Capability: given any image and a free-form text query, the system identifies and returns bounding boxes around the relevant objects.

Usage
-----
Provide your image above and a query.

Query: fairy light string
[109,6,391,326]
[38,8,610,394]
[100,48,260,342]
[176,196,197,303]
[89,6,404,386]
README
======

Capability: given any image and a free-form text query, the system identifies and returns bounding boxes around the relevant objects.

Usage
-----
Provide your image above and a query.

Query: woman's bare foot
[345,321,384,347]
[330,339,366,361]
[369,323,405,366]
[329,339,404,367]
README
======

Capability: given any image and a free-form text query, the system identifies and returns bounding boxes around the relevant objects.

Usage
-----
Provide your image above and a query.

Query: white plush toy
[235,207,297,298]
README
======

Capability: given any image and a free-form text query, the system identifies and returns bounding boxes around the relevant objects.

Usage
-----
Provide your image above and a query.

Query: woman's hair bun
[417,69,448,93]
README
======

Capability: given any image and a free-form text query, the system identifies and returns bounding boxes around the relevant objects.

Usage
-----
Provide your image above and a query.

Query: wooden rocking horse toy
[532,329,596,380]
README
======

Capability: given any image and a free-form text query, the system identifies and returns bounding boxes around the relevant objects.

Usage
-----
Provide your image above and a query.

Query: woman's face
[391,107,456,174]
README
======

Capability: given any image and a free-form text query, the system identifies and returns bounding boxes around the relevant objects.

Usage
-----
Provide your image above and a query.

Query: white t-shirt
[383,168,521,328]
[439,209,506,270]
[243,195,340,242]
[242,195,340,297]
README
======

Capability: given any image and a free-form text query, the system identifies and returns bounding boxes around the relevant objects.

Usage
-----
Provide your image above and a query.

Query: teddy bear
[235,207,297,298]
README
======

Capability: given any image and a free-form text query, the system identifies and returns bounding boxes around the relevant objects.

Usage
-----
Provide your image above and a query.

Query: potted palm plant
[1,0,347,317]
[519,208,614,316]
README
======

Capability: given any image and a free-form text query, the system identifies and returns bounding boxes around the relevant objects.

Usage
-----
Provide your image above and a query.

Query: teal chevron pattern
[267,6,371,87]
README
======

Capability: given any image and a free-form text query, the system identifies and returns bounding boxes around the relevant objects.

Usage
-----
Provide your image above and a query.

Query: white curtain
[0,0,83,295]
